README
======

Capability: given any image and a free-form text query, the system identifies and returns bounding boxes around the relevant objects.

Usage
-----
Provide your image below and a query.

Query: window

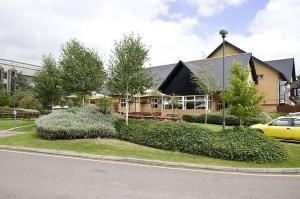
[294,119,300,127]
[271,118,292,126]
[162,95,211,110]
[257,74,264,80]
[279,80,287,103]
[4,72,7,79]
[151,98,158,109]
[120,98,126,108]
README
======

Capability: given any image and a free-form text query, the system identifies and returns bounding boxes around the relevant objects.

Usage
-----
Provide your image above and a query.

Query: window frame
[151,97,158,109]
[120,98,126,108]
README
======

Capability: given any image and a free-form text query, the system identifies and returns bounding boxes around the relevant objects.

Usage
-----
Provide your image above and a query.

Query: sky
[0,0,299,72]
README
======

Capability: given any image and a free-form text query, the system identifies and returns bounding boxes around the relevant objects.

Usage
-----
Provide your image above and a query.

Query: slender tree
[59,39,106,106]
[169,95,181,120]
[107,32,154,125]
[192,58,219,125]
[33,55,63,108]
[15,72,30,91]
[221,61,264,125]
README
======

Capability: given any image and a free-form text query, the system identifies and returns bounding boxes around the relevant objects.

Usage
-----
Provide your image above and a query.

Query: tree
[169,95,181,120]
[221,61,264,125]
[107,32,154,125]
[15,72,30,91]
[192,58,219,125]
[18,91,42,111]
[59,39,106,106]
[33,55,63,108]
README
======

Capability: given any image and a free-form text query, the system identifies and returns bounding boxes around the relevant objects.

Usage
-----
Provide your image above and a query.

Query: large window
[162,95,212,110]
[151,98,158,109]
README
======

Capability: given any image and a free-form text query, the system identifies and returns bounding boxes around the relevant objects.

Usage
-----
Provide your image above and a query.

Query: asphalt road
[0,150,300,199]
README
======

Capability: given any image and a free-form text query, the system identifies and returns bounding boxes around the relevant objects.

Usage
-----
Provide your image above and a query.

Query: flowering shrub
[36,106,122,140]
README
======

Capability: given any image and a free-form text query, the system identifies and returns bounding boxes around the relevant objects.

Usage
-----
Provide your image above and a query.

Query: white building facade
[0,58,40,91]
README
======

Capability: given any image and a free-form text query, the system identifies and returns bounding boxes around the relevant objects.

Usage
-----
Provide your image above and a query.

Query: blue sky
[0,0,299,71]
[164,0,268,37]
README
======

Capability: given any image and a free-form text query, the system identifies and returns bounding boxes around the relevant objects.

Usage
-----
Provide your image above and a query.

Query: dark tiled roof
[186,53,252,88]
[265,58,296,82]
[146,63,177,90]
[148,53,252,90]
[207,41,291,82]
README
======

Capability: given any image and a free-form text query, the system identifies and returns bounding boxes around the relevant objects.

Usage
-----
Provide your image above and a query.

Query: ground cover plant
[36,106,122,139]
[114,119,288,163]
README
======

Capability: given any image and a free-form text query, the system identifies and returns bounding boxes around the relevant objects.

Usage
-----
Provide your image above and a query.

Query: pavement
[0,130,18,137]
[0,149,300,199]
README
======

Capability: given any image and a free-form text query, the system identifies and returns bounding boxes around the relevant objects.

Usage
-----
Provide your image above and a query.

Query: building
[112,41,298,115]
[0,58,41,91]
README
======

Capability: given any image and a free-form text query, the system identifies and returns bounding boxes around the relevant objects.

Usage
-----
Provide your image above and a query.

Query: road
[0,150,300,199]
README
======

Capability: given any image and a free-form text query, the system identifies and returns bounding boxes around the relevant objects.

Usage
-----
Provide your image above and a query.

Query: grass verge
[0,124,299,168]
[0,119,35,131]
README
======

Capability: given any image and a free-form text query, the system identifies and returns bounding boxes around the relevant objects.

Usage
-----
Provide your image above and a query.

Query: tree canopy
[107,33,154,96]
[60,39,106,99]
[221,61,264,125]
[33,55,63,108]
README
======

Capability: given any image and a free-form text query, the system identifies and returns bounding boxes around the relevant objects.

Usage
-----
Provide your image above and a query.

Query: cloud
[0,0,211,67]
[185,0,247,17]
[0,0,299,74]
[229,0,300,72]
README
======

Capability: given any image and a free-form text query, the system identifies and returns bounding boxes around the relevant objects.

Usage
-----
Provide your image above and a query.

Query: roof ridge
[185,52,252,63]
[265,58,294,62]
[0,57,41,67]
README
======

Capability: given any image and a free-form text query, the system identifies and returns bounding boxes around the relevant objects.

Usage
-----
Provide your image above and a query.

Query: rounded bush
[114,119,288,163]
[36,106,122,140]
[212,127,288,162]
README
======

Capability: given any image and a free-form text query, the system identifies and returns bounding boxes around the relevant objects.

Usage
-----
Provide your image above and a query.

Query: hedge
[182,113,269,126]
[36,106,122,140]
[114,119,288,162]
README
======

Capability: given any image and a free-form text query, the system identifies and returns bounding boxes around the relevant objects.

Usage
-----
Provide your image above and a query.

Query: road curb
[0,145,299,175]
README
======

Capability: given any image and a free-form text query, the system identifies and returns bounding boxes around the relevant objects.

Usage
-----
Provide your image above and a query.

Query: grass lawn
[195,123,233,132]
[0,119,35,131]
[0,124,299,168]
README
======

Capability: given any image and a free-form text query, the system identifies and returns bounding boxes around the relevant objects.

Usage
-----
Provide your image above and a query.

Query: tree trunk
[205,94,208,125]
[126,94,129,126]
[82,97,85,107]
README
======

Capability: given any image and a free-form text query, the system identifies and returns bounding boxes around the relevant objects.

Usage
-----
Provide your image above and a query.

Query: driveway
[0,149,299,199]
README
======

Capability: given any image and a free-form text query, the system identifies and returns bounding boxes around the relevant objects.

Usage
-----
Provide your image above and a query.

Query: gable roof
[265,58,296,82]
[155,53,255,92]
[207,41,290,82]
[146,63,177,90]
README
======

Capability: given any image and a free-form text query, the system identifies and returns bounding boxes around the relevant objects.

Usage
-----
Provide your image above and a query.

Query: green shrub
[36,106,122,140]
[114,119,287,162]
[268,112,286,119]
[18,92,42,111]
[211,127,288,162]
[0,90,11,106]
[182,113,269,126]
[97,96,112,114]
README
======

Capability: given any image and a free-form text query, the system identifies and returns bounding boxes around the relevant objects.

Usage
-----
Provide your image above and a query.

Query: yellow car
[250,116,300,140]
